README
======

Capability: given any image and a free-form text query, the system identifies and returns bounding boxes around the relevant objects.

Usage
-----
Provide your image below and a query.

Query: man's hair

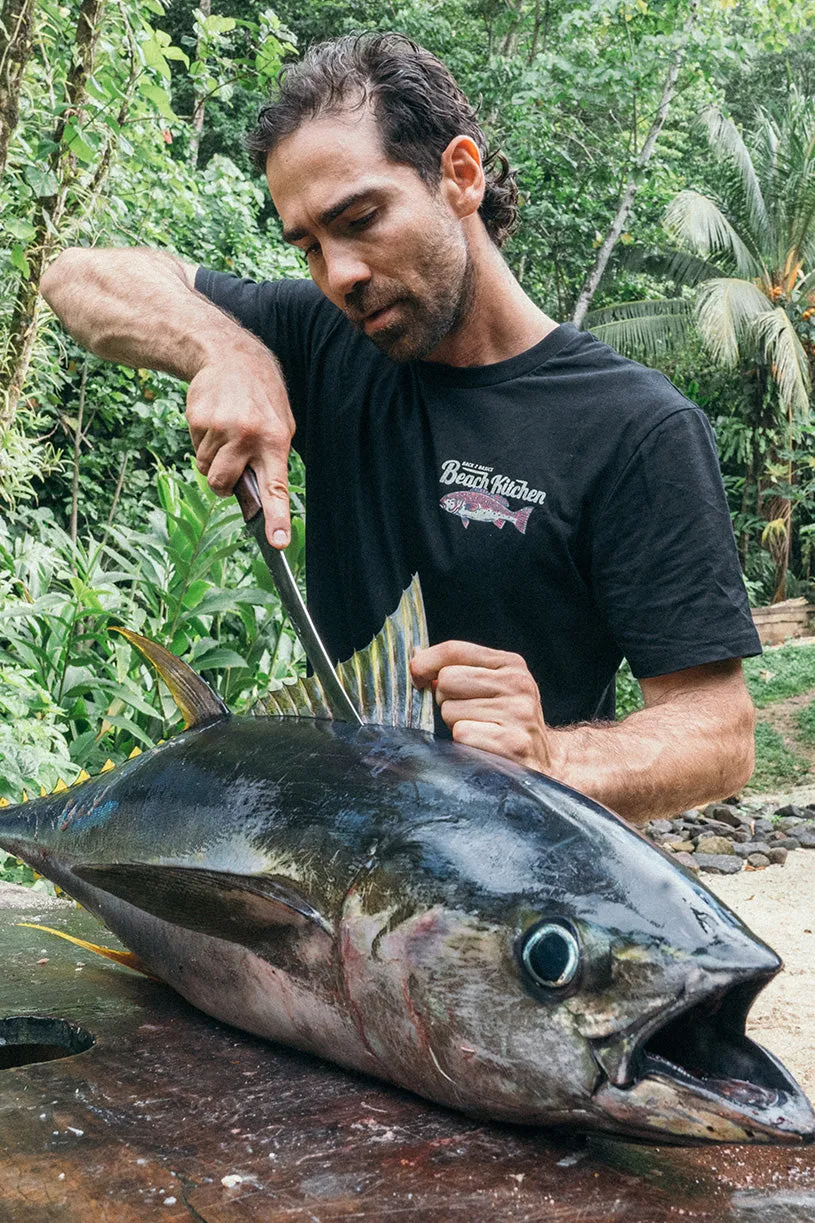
[247,33,519,248]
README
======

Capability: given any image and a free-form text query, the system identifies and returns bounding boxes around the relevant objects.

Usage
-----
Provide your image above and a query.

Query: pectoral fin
[73,863,335,958]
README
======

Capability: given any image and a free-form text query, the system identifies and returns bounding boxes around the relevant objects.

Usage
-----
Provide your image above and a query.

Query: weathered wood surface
[752,597,814,645]
[1,884,814,1222]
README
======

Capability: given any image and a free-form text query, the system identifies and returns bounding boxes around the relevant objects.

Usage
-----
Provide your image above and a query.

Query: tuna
[0,578,813,1145]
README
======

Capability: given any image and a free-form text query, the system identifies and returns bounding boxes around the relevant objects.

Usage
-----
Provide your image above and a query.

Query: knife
[233,469,363,725]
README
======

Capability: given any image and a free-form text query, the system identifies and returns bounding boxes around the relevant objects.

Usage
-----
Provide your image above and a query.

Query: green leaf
[10,244,30,277]
[24,165,59,197]
[191,645,247,670]
[138,80,177,120]
[202,14,236,34]
[4,218,36,242]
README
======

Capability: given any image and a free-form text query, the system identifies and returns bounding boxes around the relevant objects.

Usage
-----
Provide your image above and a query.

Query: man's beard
[344,234,476,363]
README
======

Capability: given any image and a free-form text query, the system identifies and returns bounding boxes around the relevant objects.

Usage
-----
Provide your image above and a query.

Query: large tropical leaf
[695,278,772,368]
[753,307,811,419]
[700,108,770,250]
[586,299,692,363]
[663,191,763,280]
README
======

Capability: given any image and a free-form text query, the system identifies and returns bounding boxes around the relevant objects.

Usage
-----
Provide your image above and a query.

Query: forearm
[40,246,275,381]
[547,688,756,826]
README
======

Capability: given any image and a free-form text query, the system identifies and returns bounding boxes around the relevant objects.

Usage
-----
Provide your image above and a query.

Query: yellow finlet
[21,790,29,803]
[0,797,8,807]
[100,759,115,773]
[128,746,142,759]
[39,784,47,797]
[16,923,159,979]
[76,769,91,784]
[52,778,68,793]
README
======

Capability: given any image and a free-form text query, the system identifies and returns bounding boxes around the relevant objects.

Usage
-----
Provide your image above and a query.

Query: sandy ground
[706,850,815,1099]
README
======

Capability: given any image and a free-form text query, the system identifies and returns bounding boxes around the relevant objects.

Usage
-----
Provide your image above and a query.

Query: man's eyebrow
[282,190,376,245]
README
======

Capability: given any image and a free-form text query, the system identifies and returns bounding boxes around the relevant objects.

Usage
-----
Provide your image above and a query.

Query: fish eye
[520,921,581,990]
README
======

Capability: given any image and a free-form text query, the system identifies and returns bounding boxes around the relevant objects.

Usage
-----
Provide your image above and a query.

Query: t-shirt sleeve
[193,268,343,437]
[591,405,761,678]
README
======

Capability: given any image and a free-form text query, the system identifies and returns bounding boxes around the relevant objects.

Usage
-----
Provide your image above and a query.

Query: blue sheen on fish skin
[0,715,813,1146]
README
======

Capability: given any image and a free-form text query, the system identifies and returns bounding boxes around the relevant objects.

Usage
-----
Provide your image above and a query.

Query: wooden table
[1,883,813,1222]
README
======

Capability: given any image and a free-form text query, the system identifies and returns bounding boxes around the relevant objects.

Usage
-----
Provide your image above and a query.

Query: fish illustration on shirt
[440,490,534,534]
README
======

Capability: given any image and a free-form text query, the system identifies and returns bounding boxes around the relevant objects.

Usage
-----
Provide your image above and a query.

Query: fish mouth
[590,978,815,1144]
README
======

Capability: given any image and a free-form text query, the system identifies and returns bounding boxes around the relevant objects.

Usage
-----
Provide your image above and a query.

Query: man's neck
[423,237,560,368]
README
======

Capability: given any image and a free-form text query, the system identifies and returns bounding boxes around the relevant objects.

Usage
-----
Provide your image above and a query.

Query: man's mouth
[361,301,402,332]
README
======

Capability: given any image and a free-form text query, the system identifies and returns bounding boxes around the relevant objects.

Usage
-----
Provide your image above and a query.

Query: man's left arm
[410,645,755,826]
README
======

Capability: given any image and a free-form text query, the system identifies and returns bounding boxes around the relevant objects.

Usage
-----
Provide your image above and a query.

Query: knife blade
[233,469,363,725]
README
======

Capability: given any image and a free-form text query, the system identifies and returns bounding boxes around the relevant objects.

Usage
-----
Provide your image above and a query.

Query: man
[41,33,760,824]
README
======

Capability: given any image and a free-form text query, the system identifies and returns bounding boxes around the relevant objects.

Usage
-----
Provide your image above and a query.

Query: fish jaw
[589,971,815,1143]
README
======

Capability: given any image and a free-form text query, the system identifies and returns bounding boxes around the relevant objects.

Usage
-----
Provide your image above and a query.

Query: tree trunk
[187,0,211,170]
[1,0,106,430]
[571,2,698,329]
[0,0,36,180]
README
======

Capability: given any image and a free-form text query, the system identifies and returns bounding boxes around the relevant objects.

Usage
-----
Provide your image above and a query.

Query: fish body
[0,578,813,1145]
[1,714,813,1145]
[440,490,534,533]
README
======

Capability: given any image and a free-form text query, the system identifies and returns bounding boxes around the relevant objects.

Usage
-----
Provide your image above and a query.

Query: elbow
[40,247,87,315]
[724,691,756,795]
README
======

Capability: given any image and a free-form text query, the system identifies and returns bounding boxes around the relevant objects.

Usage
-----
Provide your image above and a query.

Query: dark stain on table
[1,891,813,1222]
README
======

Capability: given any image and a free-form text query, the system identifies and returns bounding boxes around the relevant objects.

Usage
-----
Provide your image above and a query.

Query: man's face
[266,108,475,362]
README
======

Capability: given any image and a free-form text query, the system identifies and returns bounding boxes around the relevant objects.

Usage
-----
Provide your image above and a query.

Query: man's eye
[301,243,320,261]
[350,211,376,231]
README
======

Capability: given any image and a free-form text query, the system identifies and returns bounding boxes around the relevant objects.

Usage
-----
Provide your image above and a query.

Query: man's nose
[322,245,371,303]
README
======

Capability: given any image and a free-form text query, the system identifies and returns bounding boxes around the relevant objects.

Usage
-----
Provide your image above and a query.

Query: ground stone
[777,817,807,833]
[774,805,807,820]
[773,837,802,851]
[673,852,699,872]
[747,853,771,869]
[703,803,744,827]
[753,818,774,838]
[664,839,695,854]
[694,854,743,875]
[732,841,772,858]
[694,836,735,855]
[730,830,751,843]
[767,847,789,865]
[798,829,815,848]
[649,819,674,835]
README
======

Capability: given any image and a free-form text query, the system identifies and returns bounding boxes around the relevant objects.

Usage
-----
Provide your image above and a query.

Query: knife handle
[234,468,263,523]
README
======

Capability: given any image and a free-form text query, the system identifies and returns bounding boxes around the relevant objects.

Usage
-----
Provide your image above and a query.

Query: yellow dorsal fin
[75,769,91,784]
[100,758,115,773]
[52,778,68,793]
[113,627,229,729]
[128,746,142,759]
[16,923,159,979]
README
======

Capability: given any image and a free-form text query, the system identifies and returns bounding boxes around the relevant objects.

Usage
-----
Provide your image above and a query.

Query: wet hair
[247,32,519,248]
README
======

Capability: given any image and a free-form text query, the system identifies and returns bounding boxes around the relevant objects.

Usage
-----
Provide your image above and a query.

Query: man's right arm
[40,247,295,547]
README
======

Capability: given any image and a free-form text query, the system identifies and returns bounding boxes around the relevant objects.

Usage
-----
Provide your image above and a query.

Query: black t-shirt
[195,270,761,727]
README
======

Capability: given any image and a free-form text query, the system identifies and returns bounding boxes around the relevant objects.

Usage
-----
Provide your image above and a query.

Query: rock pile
[644,802,815,874]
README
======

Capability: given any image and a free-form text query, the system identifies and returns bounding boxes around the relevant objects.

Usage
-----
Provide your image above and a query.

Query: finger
[205,443,251,499]
[411,641,510,685]
[438,697,519,728]
[193,428,225,475]
[433,665,507,704]
[254,453,291,549]
[452,720,532,765]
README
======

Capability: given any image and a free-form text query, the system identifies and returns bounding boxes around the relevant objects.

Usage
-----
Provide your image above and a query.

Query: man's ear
[439,135,485,221]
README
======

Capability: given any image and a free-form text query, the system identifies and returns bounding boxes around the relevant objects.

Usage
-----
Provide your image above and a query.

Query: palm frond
[753,307,811,418]
[617,246,726,287]
[586,299,692,363]
[695,278,772,367]
[700,108,771,246]
[663,191,762,279]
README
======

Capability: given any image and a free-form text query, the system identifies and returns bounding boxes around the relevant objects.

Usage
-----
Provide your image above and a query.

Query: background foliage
[1,0,815,809]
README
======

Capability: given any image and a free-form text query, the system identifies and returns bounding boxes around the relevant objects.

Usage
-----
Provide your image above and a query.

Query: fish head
[440,492,466,515]
[342,744,815,1144]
